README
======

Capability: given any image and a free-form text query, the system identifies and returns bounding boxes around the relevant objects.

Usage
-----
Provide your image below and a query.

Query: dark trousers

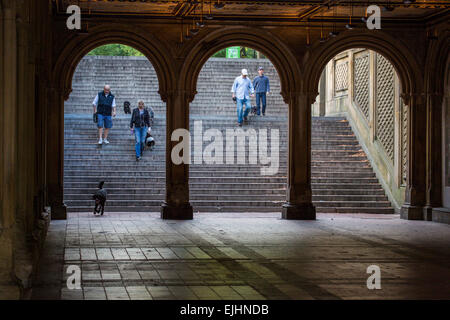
[255,92,267,115]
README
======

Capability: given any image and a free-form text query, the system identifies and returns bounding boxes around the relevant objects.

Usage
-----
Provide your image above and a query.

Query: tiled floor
[32,212,450,300]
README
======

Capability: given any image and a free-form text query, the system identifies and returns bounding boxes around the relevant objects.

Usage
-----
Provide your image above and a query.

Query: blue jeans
[236,98,251,124]
[134,126,147,158]
[97,114,113,129]
[255,92,266,115]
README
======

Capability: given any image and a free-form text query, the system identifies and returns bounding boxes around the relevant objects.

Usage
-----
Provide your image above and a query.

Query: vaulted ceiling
[55,1,449,22]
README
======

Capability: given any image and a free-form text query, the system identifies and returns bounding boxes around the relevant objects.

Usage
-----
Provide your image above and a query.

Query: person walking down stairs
[130,100,151,161]
[253,66,270,116]
[231,68,255,126]
[92,85,116,145]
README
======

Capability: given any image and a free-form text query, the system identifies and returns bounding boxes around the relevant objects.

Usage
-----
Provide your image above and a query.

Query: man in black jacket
[130,100,151,161]
[92,85,116,144]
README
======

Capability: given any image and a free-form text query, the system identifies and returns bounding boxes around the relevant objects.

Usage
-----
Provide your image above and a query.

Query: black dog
[93,181,107,216]
[124,101,131,114]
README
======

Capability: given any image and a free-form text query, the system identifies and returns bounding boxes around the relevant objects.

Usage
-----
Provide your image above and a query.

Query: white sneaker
[98,138,103,145]
[103,139,109,144]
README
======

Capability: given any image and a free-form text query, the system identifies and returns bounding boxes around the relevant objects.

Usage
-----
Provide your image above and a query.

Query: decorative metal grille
[375,53,395,163]
[353,52,370,120]
[334,61,348,92]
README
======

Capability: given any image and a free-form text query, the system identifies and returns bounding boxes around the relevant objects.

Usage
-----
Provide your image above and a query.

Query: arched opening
[188,46,288,213]
[63,44,166,213]
[311,47,408,214]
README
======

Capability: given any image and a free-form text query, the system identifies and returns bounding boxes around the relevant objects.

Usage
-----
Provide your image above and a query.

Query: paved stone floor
[32,212,450,300]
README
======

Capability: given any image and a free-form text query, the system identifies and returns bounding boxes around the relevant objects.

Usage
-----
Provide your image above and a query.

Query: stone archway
[177,27,316,219]
[423,31,450,220]
[302,30,429,220]
[54,27,174,100]
[303,31,422,100]
[47,27,175,219]
[425,30,450,214]
[180,27,302,101]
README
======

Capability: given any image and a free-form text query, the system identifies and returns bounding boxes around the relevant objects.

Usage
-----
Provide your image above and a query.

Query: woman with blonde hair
[130,100,151,161]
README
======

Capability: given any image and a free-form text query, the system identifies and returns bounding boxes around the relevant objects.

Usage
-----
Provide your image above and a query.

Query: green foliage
[88,44,144,56]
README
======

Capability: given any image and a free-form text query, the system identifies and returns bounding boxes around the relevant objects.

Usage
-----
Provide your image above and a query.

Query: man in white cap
[231,68,255,126]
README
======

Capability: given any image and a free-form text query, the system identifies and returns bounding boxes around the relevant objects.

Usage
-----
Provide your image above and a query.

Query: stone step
[64,198,391,208]
[64,169,374,178]
[64,193,388,202]
[64,176,288,183]
[63,165,372,174]
[64,183,382,192]
[63,117,348,123]
[64,187,285,195]
[66,206,282,213]
[64,186,386,196]
[315,207,394,214]
[65,205,394,214]
[64,182,287,189]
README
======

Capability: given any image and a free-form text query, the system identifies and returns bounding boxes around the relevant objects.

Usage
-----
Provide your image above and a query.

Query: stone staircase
[64,56,393,214]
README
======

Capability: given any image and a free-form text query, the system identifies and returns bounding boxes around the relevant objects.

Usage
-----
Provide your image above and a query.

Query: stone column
[161,90,193,219]
[1,0,17,231]
[319,69,326,117]
[0,0,21,299]
[424,93,444,219]
[401,93,428,220]
[46,86,67,220]
[282,92,316,220]
[16,13,30,228]
[348,50,354,108]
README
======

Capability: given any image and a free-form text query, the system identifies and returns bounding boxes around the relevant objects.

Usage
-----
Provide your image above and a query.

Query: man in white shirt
[92,85,116,144]
[231,69,255,126]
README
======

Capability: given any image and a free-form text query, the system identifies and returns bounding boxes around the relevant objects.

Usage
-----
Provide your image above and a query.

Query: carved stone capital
[400,92,427,106]
[47,85,72,101]
[159,89,197,103]
[63,87,73,101]
[281,91,319,106]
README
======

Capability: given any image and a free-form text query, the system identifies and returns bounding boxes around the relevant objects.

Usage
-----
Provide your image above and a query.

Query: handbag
[93,112,98,123]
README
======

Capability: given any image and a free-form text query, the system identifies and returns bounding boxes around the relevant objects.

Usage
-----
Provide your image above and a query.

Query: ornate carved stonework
[376,53,395,163]
[334,60,348,93]
[353,52,370,121]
